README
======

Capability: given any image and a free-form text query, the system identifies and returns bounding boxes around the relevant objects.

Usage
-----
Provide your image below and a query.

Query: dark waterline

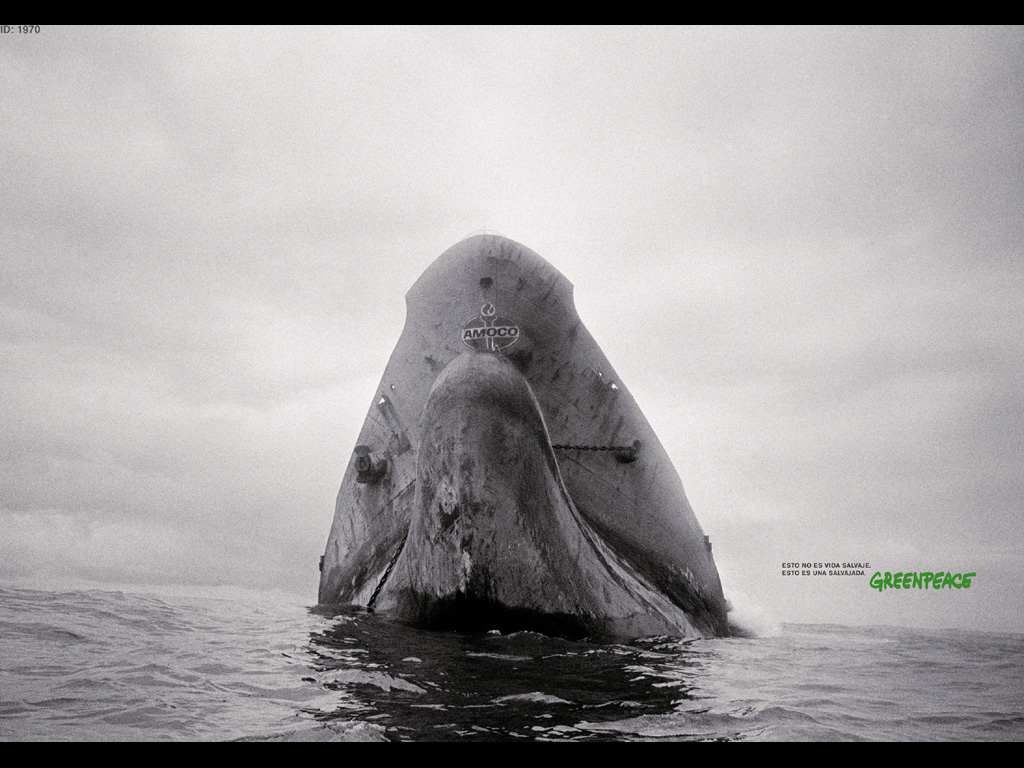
[307,607,712,741]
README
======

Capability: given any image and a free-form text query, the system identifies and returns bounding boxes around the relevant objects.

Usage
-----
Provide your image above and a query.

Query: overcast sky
[2,26,1021,632]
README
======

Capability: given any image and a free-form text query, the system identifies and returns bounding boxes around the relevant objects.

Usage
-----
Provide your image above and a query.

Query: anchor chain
[552,439,641,463]
[366,533,408,612]
[552,444,634,452]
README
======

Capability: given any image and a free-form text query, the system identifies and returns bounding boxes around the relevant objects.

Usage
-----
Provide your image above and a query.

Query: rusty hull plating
[318,235,728,639]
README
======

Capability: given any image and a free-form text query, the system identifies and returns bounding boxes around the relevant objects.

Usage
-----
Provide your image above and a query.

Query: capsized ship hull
[318,235,728,638]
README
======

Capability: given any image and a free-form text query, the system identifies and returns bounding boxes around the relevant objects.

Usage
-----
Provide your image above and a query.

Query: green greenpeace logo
[869,571,976,592]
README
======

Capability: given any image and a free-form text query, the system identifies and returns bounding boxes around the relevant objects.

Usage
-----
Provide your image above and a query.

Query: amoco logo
[461,302,520,352]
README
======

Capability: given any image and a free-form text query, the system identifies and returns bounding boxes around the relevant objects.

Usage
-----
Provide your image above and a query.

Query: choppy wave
[1,586,1021,741]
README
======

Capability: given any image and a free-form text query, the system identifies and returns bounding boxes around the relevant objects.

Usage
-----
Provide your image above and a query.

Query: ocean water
[1,585,1021,741]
